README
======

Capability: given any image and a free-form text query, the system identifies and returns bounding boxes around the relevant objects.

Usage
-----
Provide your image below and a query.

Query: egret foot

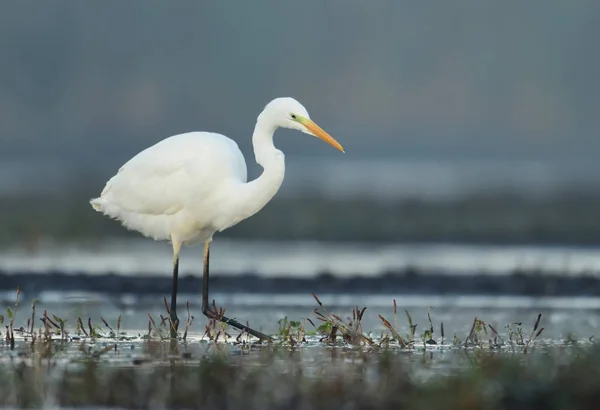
[202,305,271,342]
[201,241,271,342]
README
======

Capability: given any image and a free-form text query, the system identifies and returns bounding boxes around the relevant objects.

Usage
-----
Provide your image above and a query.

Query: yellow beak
[297,116,345,153]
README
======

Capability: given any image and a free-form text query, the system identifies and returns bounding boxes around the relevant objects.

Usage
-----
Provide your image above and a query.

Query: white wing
[92,132,247,217]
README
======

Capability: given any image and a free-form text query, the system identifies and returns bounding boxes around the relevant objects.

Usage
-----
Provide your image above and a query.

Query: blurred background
[1,1,600,306]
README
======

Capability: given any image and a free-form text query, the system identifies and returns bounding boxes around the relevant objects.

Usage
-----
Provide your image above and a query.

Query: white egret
[90,97,344,340]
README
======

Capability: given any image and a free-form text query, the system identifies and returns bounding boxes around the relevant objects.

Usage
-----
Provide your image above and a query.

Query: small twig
[77,317,89,338]
[464,317,478,348]
[379,314,408,348]
[101,317,116,337]
[441,322,445,345]
[488,324,505,346]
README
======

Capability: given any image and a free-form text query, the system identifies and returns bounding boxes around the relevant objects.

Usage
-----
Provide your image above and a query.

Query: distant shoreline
[2,269,600,298]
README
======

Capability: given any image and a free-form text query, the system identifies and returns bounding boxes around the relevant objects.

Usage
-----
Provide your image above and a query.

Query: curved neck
[235,117,285,221]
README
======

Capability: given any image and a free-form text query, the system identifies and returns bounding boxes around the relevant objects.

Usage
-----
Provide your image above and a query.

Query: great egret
[90,97,344,340]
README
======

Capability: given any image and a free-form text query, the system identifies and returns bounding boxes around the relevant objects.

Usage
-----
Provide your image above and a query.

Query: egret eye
[291,114,297,119]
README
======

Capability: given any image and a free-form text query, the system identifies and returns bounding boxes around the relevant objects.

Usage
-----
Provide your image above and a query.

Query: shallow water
[0,317,595,409]
[0,288,597,410]
[1,299,594,389]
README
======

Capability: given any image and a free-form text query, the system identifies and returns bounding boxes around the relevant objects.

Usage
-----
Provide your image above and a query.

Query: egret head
[259,97,345,153]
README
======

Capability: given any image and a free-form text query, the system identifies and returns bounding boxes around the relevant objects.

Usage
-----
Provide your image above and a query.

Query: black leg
[201,241,210,313]
[201,241,271,342]
[170,242,181,339]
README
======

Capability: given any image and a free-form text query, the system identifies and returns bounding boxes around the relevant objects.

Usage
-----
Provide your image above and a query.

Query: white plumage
[91,132,249,244]
[91,97,343,247]
[90,97,344,340]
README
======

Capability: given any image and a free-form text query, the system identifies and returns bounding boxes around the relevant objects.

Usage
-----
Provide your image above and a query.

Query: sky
[1,0,599,200]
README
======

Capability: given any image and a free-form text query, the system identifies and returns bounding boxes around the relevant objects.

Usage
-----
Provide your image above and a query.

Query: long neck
[235,118,285,220]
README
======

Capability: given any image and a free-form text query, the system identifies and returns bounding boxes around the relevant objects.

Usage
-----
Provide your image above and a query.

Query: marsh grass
[0,287,596,409]
[0,288,552,352]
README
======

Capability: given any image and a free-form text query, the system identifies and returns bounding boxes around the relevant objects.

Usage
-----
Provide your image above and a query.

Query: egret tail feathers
[90,197,104,212]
